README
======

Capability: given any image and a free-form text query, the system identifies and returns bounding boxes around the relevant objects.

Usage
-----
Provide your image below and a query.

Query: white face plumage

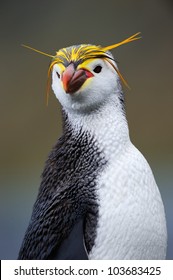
[52,53,121,113]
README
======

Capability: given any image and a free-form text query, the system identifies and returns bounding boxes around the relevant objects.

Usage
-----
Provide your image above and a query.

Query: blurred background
[0,0,172,259]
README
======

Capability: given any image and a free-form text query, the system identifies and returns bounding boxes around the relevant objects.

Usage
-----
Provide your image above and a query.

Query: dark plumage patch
[18,113,106,259]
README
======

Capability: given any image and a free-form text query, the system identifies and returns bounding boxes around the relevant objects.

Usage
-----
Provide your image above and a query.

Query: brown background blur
[0,0,173,259]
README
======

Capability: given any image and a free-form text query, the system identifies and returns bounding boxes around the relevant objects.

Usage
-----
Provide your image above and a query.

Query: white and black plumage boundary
[19,111,106,259]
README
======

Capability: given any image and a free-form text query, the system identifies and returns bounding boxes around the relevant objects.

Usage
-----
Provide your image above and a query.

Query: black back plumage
[18,112,106,259]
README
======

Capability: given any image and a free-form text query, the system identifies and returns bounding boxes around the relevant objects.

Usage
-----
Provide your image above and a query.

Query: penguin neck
[62,96,130,159]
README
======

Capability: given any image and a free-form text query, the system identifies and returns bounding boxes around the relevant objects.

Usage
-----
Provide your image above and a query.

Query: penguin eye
[56,72,60,78]
[93,65,102,73]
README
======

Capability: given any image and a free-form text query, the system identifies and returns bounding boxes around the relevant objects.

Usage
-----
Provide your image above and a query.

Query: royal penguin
[18,33,167,259]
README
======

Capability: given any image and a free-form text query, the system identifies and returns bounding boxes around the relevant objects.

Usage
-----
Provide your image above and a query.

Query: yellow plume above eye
[102,32,141,52]
[22,32,141,58]
[22,32,141,105]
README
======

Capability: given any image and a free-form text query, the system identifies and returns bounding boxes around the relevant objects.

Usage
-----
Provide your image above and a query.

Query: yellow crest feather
[102,32,141,52]
[21,44,54,58]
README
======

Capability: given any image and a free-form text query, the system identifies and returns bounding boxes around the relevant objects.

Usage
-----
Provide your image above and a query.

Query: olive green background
[0,0,173,259]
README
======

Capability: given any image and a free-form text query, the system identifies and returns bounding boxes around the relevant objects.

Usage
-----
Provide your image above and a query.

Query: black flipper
[49,219,88,259]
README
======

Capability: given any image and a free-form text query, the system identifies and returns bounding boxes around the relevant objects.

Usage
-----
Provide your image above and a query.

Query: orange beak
[62,63,93,94]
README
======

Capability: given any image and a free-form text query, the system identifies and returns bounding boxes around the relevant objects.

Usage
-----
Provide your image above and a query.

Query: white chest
[89,144,167,259]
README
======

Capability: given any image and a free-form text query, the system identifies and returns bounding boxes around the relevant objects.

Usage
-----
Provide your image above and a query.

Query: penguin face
[52,55,120,113]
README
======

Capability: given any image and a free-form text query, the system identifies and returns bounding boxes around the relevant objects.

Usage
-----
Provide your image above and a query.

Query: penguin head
[22,33,141,113]
[51,46,122,113]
